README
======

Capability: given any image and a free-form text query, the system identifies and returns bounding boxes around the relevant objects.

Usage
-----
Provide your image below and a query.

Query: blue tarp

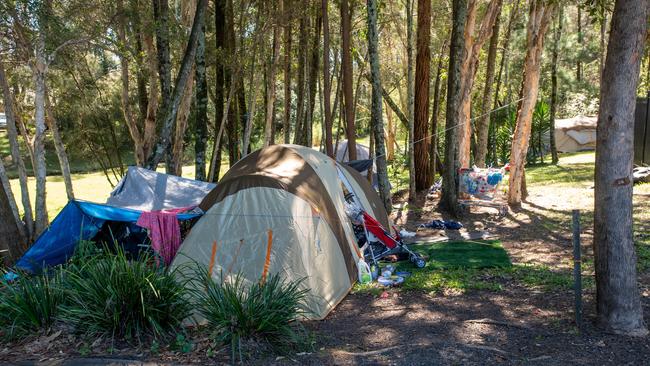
[15,200,202,273]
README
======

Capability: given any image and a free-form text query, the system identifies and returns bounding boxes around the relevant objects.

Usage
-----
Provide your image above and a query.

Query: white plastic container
[358,258,372,284]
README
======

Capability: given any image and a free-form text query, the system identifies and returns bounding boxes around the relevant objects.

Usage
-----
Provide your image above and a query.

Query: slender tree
[44,89,74,199]
[507,0,556,205]
[195,13,208,181]
[264,0,282,147]
[0,163,26,263]
[294,10,308,144]
[366,0,391,212]
[322,0,334,157]
[441,0,468,215]
[340,0,356,160]
[283,0,293,144]
[414,0,432,190]
[475,5,502,168]
[549,5,562,165]
[406,0,416,199]
[594,0,648,336]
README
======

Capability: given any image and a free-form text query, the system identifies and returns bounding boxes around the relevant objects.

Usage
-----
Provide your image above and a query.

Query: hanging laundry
[136,207,190,266]
[417,220,463,230]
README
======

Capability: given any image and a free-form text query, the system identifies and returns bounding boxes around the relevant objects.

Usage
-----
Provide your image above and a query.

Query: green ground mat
[409,240,511,269]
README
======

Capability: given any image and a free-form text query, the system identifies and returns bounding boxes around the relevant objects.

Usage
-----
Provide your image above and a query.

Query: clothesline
[371,96,527,162]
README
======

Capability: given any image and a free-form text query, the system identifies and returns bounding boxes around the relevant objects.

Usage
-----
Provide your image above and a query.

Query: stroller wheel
[410,254,426,268]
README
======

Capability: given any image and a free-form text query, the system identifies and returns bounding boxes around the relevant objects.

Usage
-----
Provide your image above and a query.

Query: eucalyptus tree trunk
[322,0,334,156]
[264,0,282,147]
[549,5,562,165]
[366,0,391,213]
[304,8,322,147]
[340,0,356,160]
[577,5,582,83]
[429,41,447,179]
[594,0,648,337]
[0,167,26,263]
[32,36,49,234]
[507,0,555,205]
[171,67,195,176]
[146,0,208,172]
[44,90,74,199]
[457,0,502,169]
[414,0,433,190]
[194,18,208,181]
[294,11,308,144]
[210,0,226,180]
[406,0,416,200]
[475,8,501,168]
[283,0,293,144]
[0,62,33,239]
[441,0,467,216]
[153,0,172,128]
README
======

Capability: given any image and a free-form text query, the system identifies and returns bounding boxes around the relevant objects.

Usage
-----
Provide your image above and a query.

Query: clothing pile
[418,219,463,230]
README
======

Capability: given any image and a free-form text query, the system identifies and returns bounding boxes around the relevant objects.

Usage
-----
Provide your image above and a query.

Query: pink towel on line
[136,207,190,266]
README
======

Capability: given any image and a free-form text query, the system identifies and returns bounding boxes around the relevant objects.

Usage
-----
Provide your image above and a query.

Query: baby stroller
[345,193,426,268]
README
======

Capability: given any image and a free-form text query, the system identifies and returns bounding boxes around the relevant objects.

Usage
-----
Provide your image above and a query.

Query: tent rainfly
[172,144,390,320]
[554,115,597,153]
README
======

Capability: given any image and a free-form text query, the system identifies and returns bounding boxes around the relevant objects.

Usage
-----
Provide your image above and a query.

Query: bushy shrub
[191,271,309,358]
[58,248,191,341]
[0,272,64,340]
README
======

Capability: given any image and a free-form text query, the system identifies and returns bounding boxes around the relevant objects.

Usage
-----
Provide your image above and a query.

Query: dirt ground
[2,154,649,365]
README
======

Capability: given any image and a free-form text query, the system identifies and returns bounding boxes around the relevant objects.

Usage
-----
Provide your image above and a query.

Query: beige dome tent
[171,145,389,320]
[555,115,597,152]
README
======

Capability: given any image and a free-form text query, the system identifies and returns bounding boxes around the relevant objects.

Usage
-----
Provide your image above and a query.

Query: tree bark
[264,0,282,147]
[340,0,356,160]
[194,16,208,181]
[294,10,308,144]
[507,0,555,205]
[171,67,195,176]
[322,0,334,157]
[0,164,26,264]
[44,90,74,200]
[414,0,432,190]
[457,0,502,169]
[32,35,49,235]
[283,0,293,144]
[475,7,501,168]
[429,40,447,179]
[549,5,562,165]
[0,61,33,239]
[146,0,208,172]
[406,0,416,199]
[440,0,468,215]
[594,0,648,337]
[494,0,520,110]
[153,0,172,131]
[366,0,391,213]
[577,4,582,83]
[303,8,322,147]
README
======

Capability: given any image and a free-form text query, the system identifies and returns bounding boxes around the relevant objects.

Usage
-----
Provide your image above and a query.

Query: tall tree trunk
[0,165,26,264]
[32,35,49,235]
[194,16,208,181]
[507,0,555,205]
[44,90,74,199]
[366,0,391,213]
[264,0,282,147]
[0,61,33,239]
[322,0,334,156]
[283,0,293,144]
[414,0,432,190]
[303,9,322,147]
[141,33,159,161]
[475,7,501,168]
[146,0,208,172]
[385,99,395,160]
[171,67,195,176]
[406,0,416,200]
[577,4,582,83]
[549,5,562,165]
[441,0,467,215]
[153,0,172,136]
[594,0,648,337]
[457,0,502,169]
[210,0,226,181]
[340,0,356,160]
[493,0,519,110]
[429,41,447,179]
[294,11,308,144]
[598,2,606,85]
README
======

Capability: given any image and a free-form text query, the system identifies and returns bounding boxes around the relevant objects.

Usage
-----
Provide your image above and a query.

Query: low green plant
[58,248,191,341]
[191,271,309,359]
[0,271,64,340]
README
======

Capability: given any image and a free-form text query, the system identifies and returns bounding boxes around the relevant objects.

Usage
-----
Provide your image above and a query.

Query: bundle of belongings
[14,167,215,273]
[459,166,505,200]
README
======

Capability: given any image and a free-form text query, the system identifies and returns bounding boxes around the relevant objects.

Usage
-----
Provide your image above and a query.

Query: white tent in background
[335,140,370,162]
[555,115,597,153]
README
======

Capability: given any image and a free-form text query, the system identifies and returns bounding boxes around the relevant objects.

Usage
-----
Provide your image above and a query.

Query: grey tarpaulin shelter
[107,166,216,211]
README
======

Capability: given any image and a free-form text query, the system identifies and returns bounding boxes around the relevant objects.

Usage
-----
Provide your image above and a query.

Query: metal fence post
[573,209,582,329]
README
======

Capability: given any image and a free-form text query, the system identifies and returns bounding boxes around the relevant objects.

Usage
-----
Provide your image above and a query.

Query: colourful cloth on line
[136,208,190,265]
